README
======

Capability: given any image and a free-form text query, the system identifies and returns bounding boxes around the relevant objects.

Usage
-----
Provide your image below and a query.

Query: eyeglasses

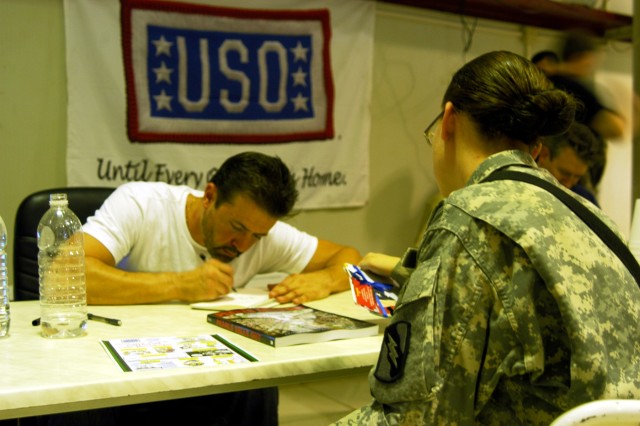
[423,111,444,146]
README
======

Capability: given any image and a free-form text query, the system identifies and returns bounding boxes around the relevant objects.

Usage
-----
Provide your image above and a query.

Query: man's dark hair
[210,152,298,218]
[544,122,602,168]
[531,50,559,66]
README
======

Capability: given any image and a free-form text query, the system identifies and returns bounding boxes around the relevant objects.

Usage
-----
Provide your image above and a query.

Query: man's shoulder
[261,221,316,248]
[267,220,306,238]
[115,181,199,198]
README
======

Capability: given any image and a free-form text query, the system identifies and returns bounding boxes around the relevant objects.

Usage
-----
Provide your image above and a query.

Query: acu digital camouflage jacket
[335,150,640,425]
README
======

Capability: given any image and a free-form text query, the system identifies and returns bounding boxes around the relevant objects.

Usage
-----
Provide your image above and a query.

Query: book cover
[100,334,257,372]
[207,305,378,348]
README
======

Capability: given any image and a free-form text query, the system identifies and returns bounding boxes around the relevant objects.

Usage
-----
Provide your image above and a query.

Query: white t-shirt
[83,182,318,288]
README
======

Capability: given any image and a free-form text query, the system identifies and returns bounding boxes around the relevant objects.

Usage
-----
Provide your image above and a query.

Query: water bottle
[0,215,10,338]
[37,193,87,338]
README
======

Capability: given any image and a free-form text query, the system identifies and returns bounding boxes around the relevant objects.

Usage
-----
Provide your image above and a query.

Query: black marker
[88,313,122,326]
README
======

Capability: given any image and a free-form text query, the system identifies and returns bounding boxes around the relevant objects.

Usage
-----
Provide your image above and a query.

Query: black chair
[13,187,114,301]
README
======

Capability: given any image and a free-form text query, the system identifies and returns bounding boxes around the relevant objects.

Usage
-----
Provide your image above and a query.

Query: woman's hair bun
[443,51,578,147]
[529,89,576,136]
[503,89,576,143]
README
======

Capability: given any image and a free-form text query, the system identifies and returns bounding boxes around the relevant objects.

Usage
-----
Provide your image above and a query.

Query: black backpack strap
[485,169,640,286]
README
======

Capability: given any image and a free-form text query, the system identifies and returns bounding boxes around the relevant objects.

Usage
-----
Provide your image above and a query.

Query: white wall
[0,0,634,297]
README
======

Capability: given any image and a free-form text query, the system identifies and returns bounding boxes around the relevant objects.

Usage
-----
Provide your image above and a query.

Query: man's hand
[263,239,361,306]
[176,259,234,302]
[85,253,235,305]
[268,270,334,305]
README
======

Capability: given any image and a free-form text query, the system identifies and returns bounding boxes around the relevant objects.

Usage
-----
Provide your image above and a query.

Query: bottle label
[38,226,55,250]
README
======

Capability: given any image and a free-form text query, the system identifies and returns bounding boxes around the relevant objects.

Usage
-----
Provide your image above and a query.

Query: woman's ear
[536,144,551,164]
[531,142,544,161]
[440,101,456,142]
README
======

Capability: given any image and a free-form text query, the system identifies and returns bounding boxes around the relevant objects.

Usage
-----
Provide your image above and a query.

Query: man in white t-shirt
[83,151,361,306]
[70,152,361,425]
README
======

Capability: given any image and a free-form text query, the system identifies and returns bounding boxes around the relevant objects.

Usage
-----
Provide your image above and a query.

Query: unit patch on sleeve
[374,321,411,383]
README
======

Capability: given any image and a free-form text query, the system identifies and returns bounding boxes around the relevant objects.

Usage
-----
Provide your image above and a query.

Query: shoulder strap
[485,169,640,286]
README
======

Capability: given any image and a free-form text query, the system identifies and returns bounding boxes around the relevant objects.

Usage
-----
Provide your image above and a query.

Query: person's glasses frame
[423,111,444,146]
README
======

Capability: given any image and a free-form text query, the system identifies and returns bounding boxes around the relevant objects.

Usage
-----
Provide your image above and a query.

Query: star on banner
[154,90,173,111]
[291,93,309,112]
[153,61,173,84]
[290,41,308,62]
[291,67,307,87]
[153,36,173,57]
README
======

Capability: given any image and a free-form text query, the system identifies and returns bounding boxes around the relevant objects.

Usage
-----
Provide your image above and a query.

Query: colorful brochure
[100,334,257,372]
[345,263,398,318]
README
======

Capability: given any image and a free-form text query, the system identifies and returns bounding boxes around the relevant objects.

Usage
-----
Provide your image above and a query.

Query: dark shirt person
[548,30,625,188]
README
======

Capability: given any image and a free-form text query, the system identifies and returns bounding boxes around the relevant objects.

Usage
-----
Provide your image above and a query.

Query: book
[207,305,378,348]
[190,288,278,311]
[100,334,257,372]
[345,263,398,318]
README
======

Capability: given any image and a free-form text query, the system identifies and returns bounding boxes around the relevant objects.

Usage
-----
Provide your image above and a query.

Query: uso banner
[64,0,374,209]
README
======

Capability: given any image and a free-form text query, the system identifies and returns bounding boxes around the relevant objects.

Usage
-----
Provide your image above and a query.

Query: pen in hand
[32,313,122,327]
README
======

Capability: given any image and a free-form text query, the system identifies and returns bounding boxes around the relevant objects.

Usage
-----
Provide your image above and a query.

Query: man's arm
[84,234,234,305]
[590,109,625,140]
[268,239,361,304]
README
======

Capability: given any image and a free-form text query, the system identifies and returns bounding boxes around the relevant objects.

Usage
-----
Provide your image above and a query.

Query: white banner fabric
[64,0,374,209]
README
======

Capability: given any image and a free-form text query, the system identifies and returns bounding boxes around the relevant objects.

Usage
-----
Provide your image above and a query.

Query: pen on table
[88,313,122,326]
[32,314,122,327]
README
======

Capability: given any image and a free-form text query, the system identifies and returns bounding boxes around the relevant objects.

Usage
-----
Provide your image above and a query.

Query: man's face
[538,146,588,189]
[201,192,277,263]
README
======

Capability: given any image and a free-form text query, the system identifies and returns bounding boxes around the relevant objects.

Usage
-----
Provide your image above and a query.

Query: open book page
[243,272,289,289]
[100,334,257,372]
[191,288,275,311]
[190,272,289,311]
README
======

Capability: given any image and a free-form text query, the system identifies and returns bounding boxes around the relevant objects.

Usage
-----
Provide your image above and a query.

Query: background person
[548,30,626,189]
[334,51,640,425]
[531,49,559,76]
[537,121,602,206]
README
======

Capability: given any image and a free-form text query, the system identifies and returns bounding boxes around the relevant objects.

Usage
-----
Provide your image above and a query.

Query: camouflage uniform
[335,150,640,425]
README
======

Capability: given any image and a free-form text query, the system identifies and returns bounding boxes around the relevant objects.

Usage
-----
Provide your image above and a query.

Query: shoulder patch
[374,321,411,383]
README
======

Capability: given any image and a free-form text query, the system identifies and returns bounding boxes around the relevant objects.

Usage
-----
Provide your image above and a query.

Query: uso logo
[122,0,334,144]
